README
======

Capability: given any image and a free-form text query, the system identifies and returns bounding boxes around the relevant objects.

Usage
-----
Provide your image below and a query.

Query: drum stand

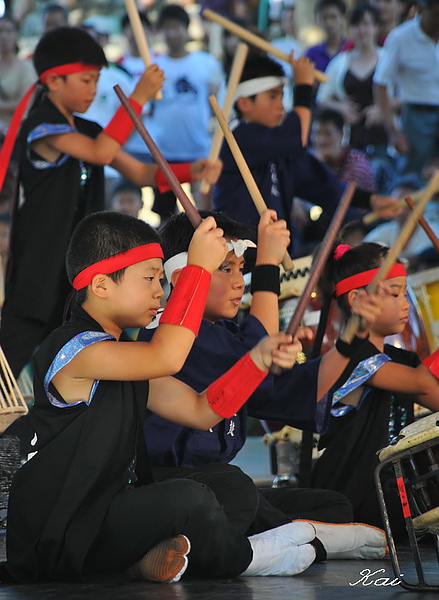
[375,419,439,592]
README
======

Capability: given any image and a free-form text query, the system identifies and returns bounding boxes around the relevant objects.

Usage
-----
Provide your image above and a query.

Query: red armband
[160,264,211,336]
[206,353,268,419]
[155,162,192,193]
[103,98,142,145]
[423,348,439,378]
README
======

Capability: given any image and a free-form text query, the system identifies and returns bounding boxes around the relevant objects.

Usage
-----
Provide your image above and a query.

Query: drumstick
[209,94,294,272]
[342,171,439,343]
[363,174,439,225]
[199,42,249,195]
[114,85,201,228]
[271,182,356,375]
[124,0,162,100]
[404,195,439,253]
[202,9,328,83]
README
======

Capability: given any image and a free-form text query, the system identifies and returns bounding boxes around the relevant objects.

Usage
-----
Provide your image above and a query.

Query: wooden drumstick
[124,0,162,100]
[271,182,356,375]
[199,42,249,195]
[342,170,439,343]
[363,173,439,225]
[202,9,328,83]
[209,94,294,272]
[404,195,439,253]
[114,85,201,228]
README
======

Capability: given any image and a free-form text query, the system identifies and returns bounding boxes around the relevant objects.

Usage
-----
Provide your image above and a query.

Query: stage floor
[0,438,438,599]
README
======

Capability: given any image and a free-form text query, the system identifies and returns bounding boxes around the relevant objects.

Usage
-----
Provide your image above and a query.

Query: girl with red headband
[312,241,439,540]
[0,26,222,383]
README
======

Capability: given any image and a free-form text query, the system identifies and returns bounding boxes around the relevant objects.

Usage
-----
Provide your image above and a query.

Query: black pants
[85,479,252,578]
[152,463,354,537]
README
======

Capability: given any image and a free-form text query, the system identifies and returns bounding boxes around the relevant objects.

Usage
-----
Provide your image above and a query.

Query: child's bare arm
[250,209,289,335]
[109,153,223,189]
[368,363,439,410]
[290,52,314,146]
[31,65,165,167]
[148,332,303,428]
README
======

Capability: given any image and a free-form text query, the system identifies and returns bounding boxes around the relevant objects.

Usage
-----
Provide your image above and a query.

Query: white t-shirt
[136,51,224,161]
[373,16,439,105]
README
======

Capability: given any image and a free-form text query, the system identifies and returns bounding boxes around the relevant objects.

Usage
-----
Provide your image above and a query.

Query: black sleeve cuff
[294,84,313,109]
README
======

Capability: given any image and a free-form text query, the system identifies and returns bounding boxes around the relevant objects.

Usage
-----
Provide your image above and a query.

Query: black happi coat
[6,305,151,582]
[311,345,417,526]
[6,97,104,325]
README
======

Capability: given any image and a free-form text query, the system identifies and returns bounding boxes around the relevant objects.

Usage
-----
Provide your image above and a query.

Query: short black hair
[234,54,285,117]
[315,0,347,16]
[160,211,256,263]
[240,53,285,83]
[42,3,68,21]
[349,3,379,26]
[157,4,190,29]
[33,26,107,75]
[313,107,345,131]
[319,241,390,321]
[121,10,151,30]
[66,211,161,304]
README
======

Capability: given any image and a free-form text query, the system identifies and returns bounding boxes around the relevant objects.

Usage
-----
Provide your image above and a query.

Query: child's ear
[236,96,251,116]
[91,274,109,298]
[170,268,183,288]
[347,289,359,309]
[44,73,62,91]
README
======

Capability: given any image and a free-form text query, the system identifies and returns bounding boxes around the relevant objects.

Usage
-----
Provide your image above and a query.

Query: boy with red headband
[312,241,439,539]
[5,210,319,583]
[0,26,222,382]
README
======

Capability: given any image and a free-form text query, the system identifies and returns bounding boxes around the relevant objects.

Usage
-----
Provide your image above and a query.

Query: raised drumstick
[404,195,439,253]
[202,9,328,83]
[342,171,439,343]
[114,85,201,228]
[124,0,162,100]
[199,42,249,195]
[209,94,294,272]
[270,182,356,375]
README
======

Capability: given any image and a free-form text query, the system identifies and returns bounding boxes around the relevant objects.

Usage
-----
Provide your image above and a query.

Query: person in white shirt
[374,0,439,179]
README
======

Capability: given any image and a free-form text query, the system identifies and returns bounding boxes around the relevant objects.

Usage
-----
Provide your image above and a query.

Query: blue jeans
[399,104,439,179]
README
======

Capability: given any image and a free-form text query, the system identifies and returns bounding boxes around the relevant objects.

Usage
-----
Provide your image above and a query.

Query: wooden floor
[0,438,438,599]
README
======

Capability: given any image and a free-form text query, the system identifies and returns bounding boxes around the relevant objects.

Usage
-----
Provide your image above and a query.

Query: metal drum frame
[375,414,439,592]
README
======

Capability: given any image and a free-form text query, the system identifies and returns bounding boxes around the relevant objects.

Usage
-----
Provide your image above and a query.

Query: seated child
[6,211,321,583]
[312,241,439,539]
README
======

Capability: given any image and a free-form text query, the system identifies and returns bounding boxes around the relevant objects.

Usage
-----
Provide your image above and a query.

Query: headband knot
[334,244,351,261]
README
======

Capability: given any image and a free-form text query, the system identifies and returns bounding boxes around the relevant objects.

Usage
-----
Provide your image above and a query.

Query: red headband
[73,243,164,290]
[39,62,101,84]
[334,263,407,297]
[0,62,102,201]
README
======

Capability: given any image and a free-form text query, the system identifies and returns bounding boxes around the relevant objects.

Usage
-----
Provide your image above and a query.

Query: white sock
[241,523,316,576]
[294,521,388,560]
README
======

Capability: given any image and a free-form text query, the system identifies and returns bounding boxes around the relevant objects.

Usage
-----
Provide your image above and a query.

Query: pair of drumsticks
[120,2,439,350]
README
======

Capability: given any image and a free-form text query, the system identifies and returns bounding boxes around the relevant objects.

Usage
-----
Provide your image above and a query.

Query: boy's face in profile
[239,85,284,128]
[105,258,165,330]
[203,248,245,323]
[51,69,101,114]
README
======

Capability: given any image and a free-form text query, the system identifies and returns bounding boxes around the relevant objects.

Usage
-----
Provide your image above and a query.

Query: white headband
[163,239,257,282]
[235,76,288,100]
